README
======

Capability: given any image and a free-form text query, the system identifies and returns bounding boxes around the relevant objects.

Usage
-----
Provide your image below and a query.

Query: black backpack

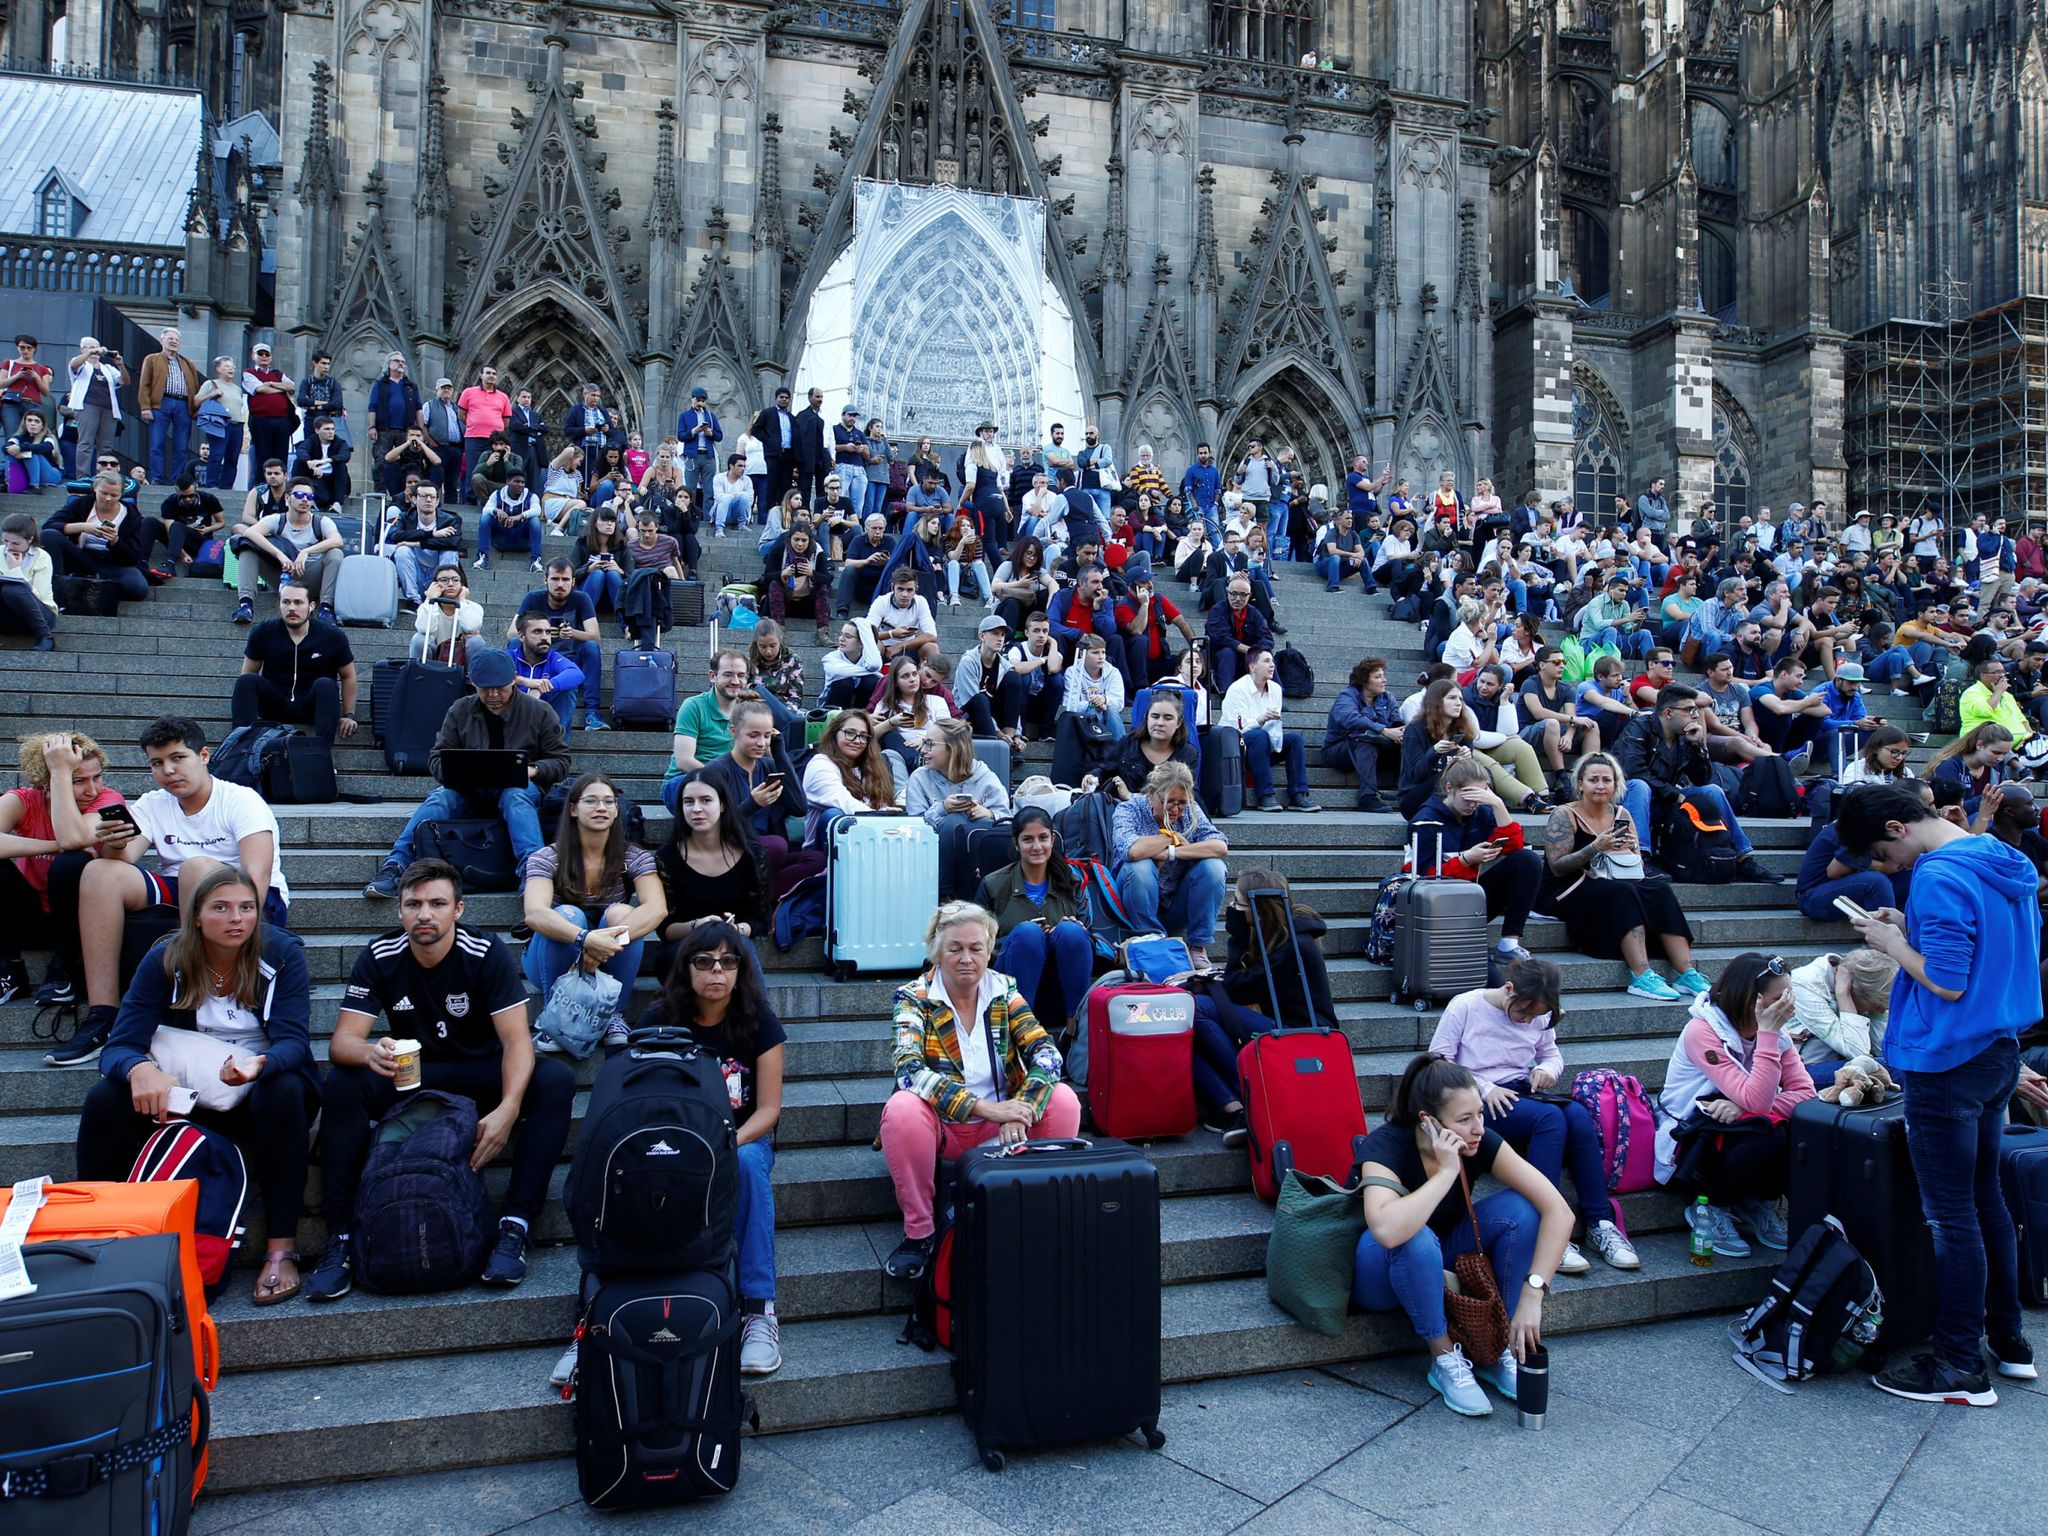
[1730,1216,1884,1389]
[566,1026,737,1274]
[1734,754,1798,819]
[353,1090,496,1293]
[1659,788,1740,883]
[1054,790,1117,866]
[1930,676,1964,737]
[210,723,295,793]
[1275,644,1315,699]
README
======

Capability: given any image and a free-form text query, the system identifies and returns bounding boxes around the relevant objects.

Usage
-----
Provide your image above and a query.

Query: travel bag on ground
[214,726,335,806]
[335,516,400,628]
[1786,1096,1935,1350]
[209,722,294,794]
[1729,1215,1885,1390]
[950,1138,1165,1470]
[126,1119,249,1299]
[1996,1122,2048,1305]
[1569,1068,1659,1226]
[1659,788,1740,883]
[566,1026,737,1275]
[1083,980,1196,1140]
[1199,722,1244,817]
[1389,822,1490,1008]
[382,658,467,773]
[825,812,938,978]
[0,1177,218,1528]
[611,647,679,729]
[414,817,519,893]
[352,1091,496,1294]
[573,1265,754,1509]
[369,656,406,746]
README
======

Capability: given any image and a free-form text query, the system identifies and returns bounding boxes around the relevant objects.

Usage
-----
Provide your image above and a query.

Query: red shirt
[3,359,53,407]
[5,784,125,906]
[1116,594,1183,660]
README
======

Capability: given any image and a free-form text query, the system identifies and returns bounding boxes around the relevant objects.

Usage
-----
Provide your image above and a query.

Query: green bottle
[1690,1195,1714,1268]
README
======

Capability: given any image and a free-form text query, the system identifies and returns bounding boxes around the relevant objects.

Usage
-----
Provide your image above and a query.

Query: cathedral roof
[0,76,203,247]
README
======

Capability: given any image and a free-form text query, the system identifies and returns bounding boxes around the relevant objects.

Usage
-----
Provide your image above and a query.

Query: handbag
[1097,469,1122,493]
[1594,847,1645,881]
[533,965,621,1060]
[1266,1168,1366,1336]
[1014,775,1077,818]
[1076,709,1114,743]
[1443,1163,1512,1363]
[147,1025,254,1113]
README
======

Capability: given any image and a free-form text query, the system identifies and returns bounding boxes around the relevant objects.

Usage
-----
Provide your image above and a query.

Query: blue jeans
[1486,1095,1613,1226]
[1900,1036,2024,1372]
[480,510,543,565]
[521,902,646,997]
[1795,868,1894,925]
[1244,729,1309,801]
[1190,996,1276,1115]
[736,1139,777,1302]
[1619,780,1752,858]
[1117,856,1226,947]
[1314,554,1367,592]
[1863,645,1917,685]
[713,488,753,532]
[208,423,243,490]
[148,397,192,484]
[581,568,623,613]
[683,454,715,508]
[558,638,602,719]
[397,545,459,602]
[1352,1189,1541,1342]
[996,920,1095,1030]
[388,785,545,867]
[1584,625,1655,659]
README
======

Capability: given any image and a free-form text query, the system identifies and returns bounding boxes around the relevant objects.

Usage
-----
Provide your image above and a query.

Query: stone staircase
[0,490,1930,1489]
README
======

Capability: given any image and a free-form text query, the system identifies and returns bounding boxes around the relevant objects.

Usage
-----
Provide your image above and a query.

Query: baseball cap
[1833,662,1866,683]
[435,376,454,388]
[977,614,1009,635]
[468,649,515,688]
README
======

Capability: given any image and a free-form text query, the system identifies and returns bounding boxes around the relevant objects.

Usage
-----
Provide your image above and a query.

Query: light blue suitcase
[827,812,938,979]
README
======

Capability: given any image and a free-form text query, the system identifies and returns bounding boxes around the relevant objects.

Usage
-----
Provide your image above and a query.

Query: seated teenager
[801,709,899,844]
[1187,869,1336,1146]
[1430,958,1641,1275]
[521,772,667,1051]
[1221,647,1319,813]
[1614,685,1784,882]
[1797,798,1910,926]
[572,505,630,614]
[0,510,58,648]
[379,481,465,603]
[764,518,833,645]
[0,732,128,1007]
[877,901,1081,1279]
[1111,761,1229,969]
[363,649,571,899]
[1540,752,1703,1002]
[51,717,291,1070]
[702,699,821,903]
[41,471,151,605]
[1353,1053,1574,1417]
[1107,687,1201,799]
[475,469,545,573]
[1654,952,1817,1258]
[820,619,883,712]
[231,584,361,744]
[991,534,1059,631]
[972,809,1095,1039]
[1926,721,2013,814]
[306,858,575,1301]
[1398,678,1547,819]
[1050,634,1127,784]
[953,615,1027,747]
[657,772,772,950]
[154,472,226,570]
[1575,653,1639,751]
[77,865,319,1305]
[907,717,1012,900]
[410,563,483,665]
[870,652,951,764]
[1463,665,1553,812]
[1786,948,1898,1083]
[747,620,806,715]
[1840,724,1916,787]
[1003,609,1066,741]
[1323,656,1404,812]
[1413,756,1544,964]
[1516,646,1601,789]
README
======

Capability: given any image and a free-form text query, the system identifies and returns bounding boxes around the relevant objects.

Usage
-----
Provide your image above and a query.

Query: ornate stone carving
[674,207,752,366]
[646,100,682,243]
[862,0,1030,195]
[1222,163,1368,407]
[324,167,419,353]
[295,60,341,206]
[343,0,418,62]
[414,75,451,217]
[1133,96,1185,158]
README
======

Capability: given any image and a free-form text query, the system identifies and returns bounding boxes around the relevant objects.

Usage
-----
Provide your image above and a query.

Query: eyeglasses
[575,796,618,809]
[689,954,741,973]
[839,730,870,743]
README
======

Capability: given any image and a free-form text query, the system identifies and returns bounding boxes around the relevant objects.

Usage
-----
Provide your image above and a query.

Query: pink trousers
[879,1083,1084,1238]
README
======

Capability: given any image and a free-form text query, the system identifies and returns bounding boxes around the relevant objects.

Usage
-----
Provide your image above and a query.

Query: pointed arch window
[1689,99,1736,190]
[1573,382,1623,514]
[1699,228,1738,321]
[1562,79,1608,168]
[1563,206,1610,307]
[1210,0,1318,65]
[1712,404,1752,528]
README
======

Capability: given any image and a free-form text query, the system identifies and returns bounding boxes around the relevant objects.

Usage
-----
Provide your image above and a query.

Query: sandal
[252,1250,301,1306]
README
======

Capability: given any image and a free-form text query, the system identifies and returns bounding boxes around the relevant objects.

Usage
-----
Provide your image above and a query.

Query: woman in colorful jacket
[877,900,1080,1281]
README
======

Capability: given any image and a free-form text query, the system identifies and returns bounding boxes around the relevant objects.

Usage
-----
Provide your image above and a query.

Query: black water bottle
[1517,1343,1549,1430]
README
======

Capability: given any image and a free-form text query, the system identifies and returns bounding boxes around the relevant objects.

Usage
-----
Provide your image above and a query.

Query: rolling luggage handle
[996,1137,1093,1157]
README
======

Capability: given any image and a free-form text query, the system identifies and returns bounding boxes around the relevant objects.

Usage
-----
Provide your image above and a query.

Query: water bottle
[1516,1343,1550,1430]
[1690,1195,1714,1268]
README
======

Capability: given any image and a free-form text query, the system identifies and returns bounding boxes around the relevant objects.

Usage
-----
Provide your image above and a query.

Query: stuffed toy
[1818,1055,1898,1107]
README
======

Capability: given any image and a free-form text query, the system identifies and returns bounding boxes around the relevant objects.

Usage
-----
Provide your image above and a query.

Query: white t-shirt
[867,592,936,637]
[196,990,269,1055]
[130,780,290,902]
[1909,517,1942,558]
[258,511,339,556]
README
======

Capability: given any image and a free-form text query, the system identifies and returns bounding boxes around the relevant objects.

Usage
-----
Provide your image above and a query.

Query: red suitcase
[1232,882,1369,1201]
[1084,981,1197,1140]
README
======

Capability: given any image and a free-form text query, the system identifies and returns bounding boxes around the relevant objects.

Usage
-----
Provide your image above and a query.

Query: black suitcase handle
[22,1241,101,1264]
[993,1137,1094,1157]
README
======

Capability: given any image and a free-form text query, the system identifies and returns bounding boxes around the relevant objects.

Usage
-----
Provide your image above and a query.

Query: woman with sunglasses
[1654,952,1816,1259]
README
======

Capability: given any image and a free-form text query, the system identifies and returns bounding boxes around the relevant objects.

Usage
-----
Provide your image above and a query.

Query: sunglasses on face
[689,954,741,973]
[288,490,315,501]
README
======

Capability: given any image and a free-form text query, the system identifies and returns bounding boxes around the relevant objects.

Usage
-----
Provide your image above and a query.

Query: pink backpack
[1570,1068,1658,1212]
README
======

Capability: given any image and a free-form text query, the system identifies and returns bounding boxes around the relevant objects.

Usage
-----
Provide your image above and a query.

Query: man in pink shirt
[456,366,513,492]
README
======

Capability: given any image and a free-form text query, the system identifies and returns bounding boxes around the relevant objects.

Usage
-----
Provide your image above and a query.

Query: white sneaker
[471,554,486,569]
[1473,1346,1519,1402]
[1557,1241,1591,1276]
[532,1032,561,1054]
[1427,1345,1492,1416]
[1587,1219,1641,1270]
[740,1307,782,1376]
[548,1339,577,1389]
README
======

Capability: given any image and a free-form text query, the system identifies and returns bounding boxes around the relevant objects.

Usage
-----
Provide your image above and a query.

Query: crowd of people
[6,338,2048,1422]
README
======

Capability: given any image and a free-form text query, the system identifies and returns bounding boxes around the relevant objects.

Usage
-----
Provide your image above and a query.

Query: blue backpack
[353,1090,495,1294]
[1070,856,1136,960]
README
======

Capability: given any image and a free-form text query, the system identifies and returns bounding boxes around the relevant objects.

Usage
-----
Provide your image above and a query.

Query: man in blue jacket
[505,610,586,731]
[676,386,721,506]
[1180,443,1222,537]
[1837,784,2043,1406]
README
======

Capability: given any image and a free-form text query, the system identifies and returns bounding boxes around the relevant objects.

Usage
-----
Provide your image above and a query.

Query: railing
[1198,57,1380,106]
[6,60,194,92]
[0,242,188,298]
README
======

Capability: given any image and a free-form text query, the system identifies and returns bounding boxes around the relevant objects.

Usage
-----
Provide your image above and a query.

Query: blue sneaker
[584,714,610,732]
[1672,968,1712,996]
[1473,1346,1519,1402]
[1427,1346,1492,1416]
[1627,970,1685,1002]
[480,1219,528,1287]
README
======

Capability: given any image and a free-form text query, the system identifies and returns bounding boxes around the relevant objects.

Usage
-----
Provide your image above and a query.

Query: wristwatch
[1525,1273,1547,1294]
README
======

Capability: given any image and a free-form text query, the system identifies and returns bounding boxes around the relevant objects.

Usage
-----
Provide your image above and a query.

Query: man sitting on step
[304,857,574,1302]
[44,715,291,1069]
[512,557,606,731]
[231,584,361,744]
[503,609,585,734]
[378,481,464,604]
[362,649,572,899]
[229,476,348,626]
[1613,685,1787,885]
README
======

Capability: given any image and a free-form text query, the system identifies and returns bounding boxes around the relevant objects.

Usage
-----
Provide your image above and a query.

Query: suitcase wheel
[1142,1423,1167,1451]
[982,1448,1006,1473]
[1414,998,1428,1014]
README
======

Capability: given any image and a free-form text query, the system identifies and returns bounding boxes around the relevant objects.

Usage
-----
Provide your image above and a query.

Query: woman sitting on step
[1409,755,1544,966]
[1353,1052,1574,1418]
[972,809,1094,1041]
[1429,957,1642,1277]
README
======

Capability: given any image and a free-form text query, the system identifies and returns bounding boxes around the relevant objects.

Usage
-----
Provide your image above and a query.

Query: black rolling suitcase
[0,1232,208,1535]
[1787,1097,1936,1350]
[951,1137,1165,1470]
[573,1265,754,1509]
[1996,1123,2048,1305]
[1199,723,1243,818]
[382,659,467,774]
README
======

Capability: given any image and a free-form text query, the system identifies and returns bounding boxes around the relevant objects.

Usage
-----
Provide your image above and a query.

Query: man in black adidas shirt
[304,859,572,1302]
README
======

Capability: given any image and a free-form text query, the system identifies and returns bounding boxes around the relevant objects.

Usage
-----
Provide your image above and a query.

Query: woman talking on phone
[1352,1052,1574,1417]
[698,699,820,903]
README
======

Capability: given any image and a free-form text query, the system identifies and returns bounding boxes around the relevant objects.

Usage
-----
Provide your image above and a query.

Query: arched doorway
[1223,366,1357,498]
[463,298,639,447]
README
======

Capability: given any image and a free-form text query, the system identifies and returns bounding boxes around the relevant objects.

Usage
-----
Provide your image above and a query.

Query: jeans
[582,568,623,613]
[208,424,243,490]
[1314,554,1368,592]
[1191,996,1276,1115]
[880,1083,1084,1238]
[388,785,545,868]
[1352,1189,1541,1342]
[1795,868,1893,926]
[714,486,754,533]
[1485,1095,1614,1225]
[232,673,343,741]
[6,451,63,491]
[1583,625,1655,658]
[522,902,646,997]
[1619,780,1752,858]
[735,1139,778,1301]
[39,534,150,601]
[148,396,192,484]
[480,510,543,566]
[681,453,715,507]
[394,544,460,602]
[1864,645,1918,685]
[0,580,54,640]
[947,558,994,604]
[995,920,1094,1031]
[1243,728,1309,801]
[1322,732,1401,805]
[1117,855,1226,946]
[1901,1036,2025,1372]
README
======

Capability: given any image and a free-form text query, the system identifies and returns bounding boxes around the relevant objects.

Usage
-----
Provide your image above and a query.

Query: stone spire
[295,59,339,206]
[414,74,450,216]
[646,99,682,243]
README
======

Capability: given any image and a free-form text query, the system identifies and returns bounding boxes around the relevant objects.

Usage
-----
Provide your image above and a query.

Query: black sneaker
[304,1234,354,1303]
[883,1234,936,1280]
[1988,1334,2038,1380]
[363,861,402,899]
[33,967,75,1006]
[43,1009,111,1069]
[480,1220,529,1288]
[1356,794,1389,814]
[1873,1349,1998,1406]
[1735,856,1788,885]
[231,597,254,625]
[0,959,28,1007]
[1219,1109,1251,1151]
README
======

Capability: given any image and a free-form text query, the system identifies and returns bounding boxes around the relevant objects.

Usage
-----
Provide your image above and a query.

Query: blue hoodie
[1887,833,2042,1074]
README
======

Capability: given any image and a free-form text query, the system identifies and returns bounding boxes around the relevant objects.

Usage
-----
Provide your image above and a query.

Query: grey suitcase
[1390,822,1490,1010]
[972,735,1012,790]
[335,514,400,628]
